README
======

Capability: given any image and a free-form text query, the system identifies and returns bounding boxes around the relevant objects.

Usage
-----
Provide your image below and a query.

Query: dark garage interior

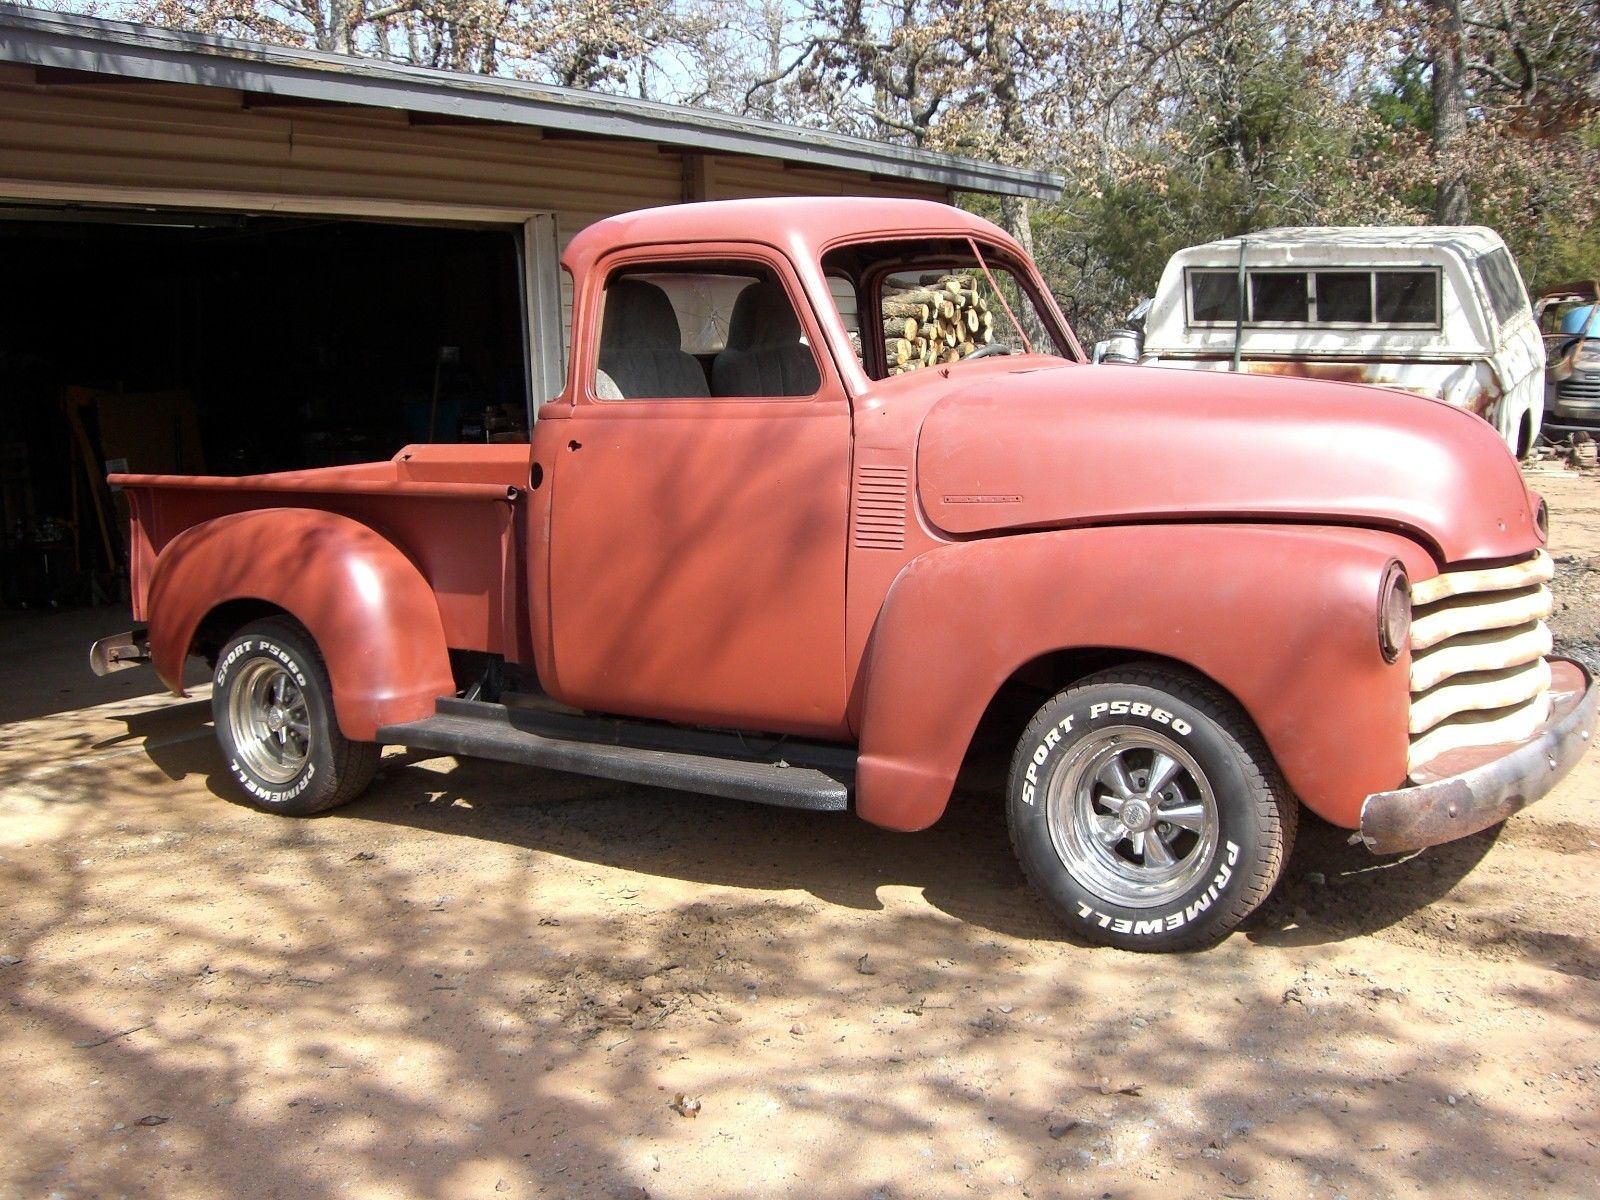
[0,211,527,610]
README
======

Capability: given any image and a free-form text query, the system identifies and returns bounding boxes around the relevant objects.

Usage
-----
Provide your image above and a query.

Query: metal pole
[1231,238,1248,373]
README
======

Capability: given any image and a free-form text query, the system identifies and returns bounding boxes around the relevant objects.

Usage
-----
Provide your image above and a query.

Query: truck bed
[112,444,534,663]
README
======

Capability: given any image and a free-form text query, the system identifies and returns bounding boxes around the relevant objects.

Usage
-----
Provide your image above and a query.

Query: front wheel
[1007,665,1295,951]
[211,617,379,816]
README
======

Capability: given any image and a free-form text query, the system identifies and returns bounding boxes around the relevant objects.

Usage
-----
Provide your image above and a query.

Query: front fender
[146,508,455,741]
[855,524,1436,832]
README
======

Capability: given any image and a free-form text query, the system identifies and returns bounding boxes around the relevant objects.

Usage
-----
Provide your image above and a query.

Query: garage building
[0,6,1058,608]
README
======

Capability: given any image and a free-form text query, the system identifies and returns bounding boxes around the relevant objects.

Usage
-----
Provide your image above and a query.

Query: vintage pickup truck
[94,198,1595,951]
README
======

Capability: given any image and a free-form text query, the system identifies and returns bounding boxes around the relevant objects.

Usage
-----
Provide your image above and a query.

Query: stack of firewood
[882,274,996,374]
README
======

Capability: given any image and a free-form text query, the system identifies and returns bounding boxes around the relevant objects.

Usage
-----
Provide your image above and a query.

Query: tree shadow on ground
[134,710,1511,954]
[2,701,1595,1199]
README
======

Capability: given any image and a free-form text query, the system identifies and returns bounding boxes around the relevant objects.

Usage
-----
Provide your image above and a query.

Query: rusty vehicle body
[1537,281,1600,434]
[1132,227,1546,457]
[94,198,1595,951]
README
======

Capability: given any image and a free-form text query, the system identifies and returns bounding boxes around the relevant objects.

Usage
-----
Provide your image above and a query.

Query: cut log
[883,316,919,340]
[883,299,930,322]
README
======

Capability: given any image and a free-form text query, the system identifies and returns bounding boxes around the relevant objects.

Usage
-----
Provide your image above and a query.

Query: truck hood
[916,363,1539,564]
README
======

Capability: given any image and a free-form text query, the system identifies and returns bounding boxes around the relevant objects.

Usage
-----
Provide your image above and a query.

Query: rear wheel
[1007,665,1295,951]
[211,617,379,815]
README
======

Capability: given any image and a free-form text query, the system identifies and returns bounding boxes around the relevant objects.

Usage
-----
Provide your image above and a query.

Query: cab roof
[562,197,1023,275]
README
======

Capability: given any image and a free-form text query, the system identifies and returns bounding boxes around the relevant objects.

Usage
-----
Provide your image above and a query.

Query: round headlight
[1379,561,1410,663]
[1533,494,1549,543]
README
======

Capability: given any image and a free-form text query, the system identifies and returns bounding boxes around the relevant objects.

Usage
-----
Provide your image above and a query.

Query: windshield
[823,238,1075,379]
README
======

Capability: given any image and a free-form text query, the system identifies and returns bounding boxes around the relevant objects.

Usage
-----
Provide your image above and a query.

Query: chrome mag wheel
[227,659,311,785]
[1046,726,1219,909]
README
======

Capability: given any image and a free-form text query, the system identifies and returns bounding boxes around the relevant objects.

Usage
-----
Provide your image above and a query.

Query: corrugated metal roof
[0,5,1063,201]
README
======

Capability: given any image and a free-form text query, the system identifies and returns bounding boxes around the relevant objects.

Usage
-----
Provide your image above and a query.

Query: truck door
[542,249,852,739]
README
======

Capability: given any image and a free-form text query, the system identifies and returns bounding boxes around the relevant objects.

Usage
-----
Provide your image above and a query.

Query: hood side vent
[853,465,909,551]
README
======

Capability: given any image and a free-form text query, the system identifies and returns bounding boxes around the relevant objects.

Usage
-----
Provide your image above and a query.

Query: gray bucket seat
[598,280,710,399]
[712,281,821,397]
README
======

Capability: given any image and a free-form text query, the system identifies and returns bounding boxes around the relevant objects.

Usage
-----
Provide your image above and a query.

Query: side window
[1478,249,1528,326]
[594,261,820,399]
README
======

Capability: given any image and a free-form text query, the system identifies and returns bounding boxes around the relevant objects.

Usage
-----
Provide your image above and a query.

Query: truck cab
[96,199,1595,952]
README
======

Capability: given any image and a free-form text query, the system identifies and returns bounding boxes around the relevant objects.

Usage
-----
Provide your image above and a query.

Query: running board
[377,698,852,812]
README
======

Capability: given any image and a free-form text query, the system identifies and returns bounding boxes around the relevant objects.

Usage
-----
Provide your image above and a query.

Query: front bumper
[1545,395,1600,433]
[1542,415,1600,437]
[1358,659,1597,854]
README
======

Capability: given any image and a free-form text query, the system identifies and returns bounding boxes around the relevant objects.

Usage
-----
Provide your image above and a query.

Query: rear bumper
[89,628,150,676]
[1358,659,1597,854]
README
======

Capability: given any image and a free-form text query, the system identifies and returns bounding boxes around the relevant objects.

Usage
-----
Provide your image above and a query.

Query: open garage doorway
[0,208,528,614]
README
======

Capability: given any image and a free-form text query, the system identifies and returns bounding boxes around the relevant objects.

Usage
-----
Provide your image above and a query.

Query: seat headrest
[602,280,683,351]
[726,280,804,351]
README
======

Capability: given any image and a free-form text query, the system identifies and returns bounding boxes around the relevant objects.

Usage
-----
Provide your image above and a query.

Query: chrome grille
[1407,550,1554,777]
[1559,375,1600,403]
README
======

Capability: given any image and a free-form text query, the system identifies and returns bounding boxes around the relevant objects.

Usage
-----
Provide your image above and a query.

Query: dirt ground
[3,468,1599,1200]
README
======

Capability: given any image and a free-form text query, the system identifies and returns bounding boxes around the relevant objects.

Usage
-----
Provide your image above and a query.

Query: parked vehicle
[93,198,1594,952]
[1117,227,1545,456]
[1536,281,1600,434]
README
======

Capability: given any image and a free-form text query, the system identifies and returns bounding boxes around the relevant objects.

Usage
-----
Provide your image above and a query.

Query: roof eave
[0,7,1063,201]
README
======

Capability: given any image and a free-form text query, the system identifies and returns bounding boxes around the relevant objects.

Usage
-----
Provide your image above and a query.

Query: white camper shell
[1138,227,1544,455]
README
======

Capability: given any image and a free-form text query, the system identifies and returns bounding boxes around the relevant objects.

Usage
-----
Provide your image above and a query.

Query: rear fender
[145,508,455,741]
[855,524,1435,832]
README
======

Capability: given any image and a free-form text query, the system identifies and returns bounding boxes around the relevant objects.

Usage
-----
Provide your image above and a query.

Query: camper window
[1186,266,1441,329]
[1250,273,1309,322]
[1374,272,1439,325]
[1315,272,1373,323]
[1190,271,1241,323]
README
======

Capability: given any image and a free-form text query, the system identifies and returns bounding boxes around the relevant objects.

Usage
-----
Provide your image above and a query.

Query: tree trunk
[997,196,1036,261]
[1430,0,1470,224]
